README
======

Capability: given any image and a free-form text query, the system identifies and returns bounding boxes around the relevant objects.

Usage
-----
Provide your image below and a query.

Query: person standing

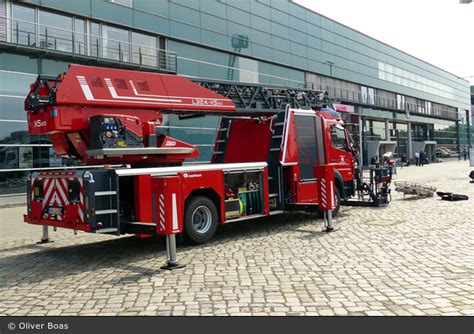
[463,148,467,161]
[419,150,425,166]
[370,155,378,166]
[414,150,420,166]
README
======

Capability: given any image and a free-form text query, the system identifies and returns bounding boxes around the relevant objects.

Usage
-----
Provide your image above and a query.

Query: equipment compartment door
[86,170,120,233]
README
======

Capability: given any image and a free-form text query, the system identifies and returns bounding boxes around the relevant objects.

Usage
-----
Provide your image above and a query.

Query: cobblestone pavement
[1,161,473,316]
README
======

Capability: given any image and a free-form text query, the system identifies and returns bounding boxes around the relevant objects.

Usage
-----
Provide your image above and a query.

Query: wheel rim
[191,205,212,234]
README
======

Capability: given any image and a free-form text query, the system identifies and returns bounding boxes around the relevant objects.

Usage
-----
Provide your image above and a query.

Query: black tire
[183,196,218,245]
[331,186,341,217]
[317,186,341,218]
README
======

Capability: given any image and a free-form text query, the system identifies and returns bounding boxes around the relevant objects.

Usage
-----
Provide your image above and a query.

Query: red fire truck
[23,65,391,269]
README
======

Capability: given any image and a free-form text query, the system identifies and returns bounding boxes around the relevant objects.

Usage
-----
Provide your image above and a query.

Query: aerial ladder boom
[25,64,236,166]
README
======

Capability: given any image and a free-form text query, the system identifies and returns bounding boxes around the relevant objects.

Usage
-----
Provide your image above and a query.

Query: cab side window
[330,125,347,150]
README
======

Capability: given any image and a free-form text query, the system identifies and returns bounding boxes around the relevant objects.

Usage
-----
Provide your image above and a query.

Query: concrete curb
[0,202,26,209]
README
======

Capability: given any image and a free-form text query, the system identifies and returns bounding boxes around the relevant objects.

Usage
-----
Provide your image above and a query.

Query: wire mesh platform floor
[394,181,437,197]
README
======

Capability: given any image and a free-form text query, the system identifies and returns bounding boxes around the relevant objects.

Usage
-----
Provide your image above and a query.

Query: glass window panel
[74,18,86,55]
[377,61,454,99]
[238,57,259,83]
[0,71,36,97]
[0,96,28,121]
[131,32,156,66]
[102,24,130,62]
[367,88,376,104]
[12,4,36,46]
[368,121,386,140]
[38,10,73,52]
[201,30,228,51]
[108,0,133,7]
[0,121,28,142]
[360,86,368,104]
[90,22,100,57]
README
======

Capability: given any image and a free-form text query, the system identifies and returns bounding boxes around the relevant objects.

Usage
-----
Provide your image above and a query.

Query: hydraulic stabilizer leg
[324,210,335,232]
[315,165,338,233]
[37,225,54,244]
[161,234,185,270]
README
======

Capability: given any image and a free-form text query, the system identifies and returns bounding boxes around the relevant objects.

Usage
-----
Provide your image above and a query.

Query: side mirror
[349,143,358,155]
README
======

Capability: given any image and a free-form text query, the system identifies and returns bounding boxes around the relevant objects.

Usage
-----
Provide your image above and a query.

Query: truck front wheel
[183,196,218,244]
[332,187,341,217]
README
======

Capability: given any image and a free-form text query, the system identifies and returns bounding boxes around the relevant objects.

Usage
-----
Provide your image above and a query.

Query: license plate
[48,206,63,215]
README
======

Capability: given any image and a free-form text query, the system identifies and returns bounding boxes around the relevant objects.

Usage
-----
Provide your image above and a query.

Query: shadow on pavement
[0,212,323,289]
[0,236,169,290]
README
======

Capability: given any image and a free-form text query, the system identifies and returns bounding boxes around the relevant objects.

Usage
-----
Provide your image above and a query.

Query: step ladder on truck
[23,64,392,269]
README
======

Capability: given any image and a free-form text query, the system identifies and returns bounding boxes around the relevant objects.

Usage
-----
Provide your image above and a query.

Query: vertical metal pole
[157,49,161,69]
[42,225,49,241]
[407,121,412,163]
[161,234,185,270]
[167,234,175,264]
[37,225,53,244]
[466,109,471,152]
[326,210,334,232]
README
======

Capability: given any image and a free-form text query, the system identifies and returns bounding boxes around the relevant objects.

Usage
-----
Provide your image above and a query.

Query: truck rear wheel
[183,196,218,244]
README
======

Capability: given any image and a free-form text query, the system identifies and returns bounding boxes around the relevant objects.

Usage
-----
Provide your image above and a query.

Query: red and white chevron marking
[158,194,166,232]
[320,178,335,210]
[31,176,84,223]
[320,178,327,209]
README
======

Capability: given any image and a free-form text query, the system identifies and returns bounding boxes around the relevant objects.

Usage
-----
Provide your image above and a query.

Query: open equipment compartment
[223,169,265,221]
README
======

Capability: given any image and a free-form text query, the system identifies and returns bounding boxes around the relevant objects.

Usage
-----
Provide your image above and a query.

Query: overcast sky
[293,0,474,86]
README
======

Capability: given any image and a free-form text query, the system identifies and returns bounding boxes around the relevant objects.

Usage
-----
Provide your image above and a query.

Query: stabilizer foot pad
[37,239,54,244]
[161,262,186,271]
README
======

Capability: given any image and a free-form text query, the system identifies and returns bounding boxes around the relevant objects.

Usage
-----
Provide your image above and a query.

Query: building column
[456,119,461,160]
[358,115,364,167]
[466,109,472,150]
[407,121,412,161]
[385,119,390,141]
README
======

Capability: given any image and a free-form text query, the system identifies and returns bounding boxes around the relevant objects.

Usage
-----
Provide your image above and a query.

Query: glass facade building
[0,0,471,194]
